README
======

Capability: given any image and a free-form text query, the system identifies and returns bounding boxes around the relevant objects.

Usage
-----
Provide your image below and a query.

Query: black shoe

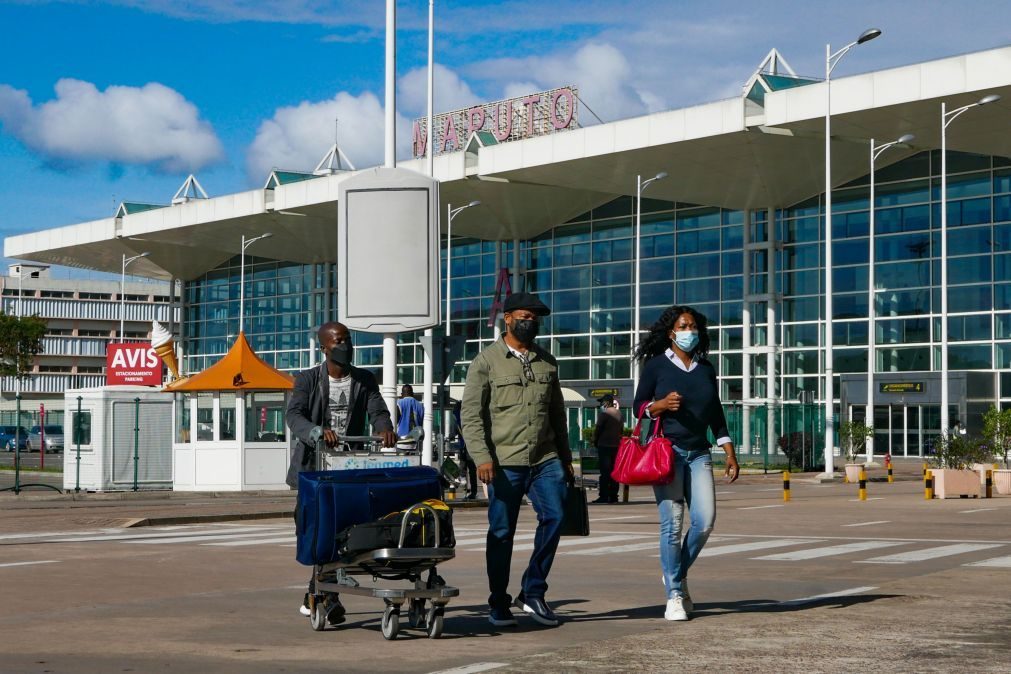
[607,496,620,504]
[514,593,559,626]
[591,496,609,504]
[326,597,346,625]
[488,605,518,627]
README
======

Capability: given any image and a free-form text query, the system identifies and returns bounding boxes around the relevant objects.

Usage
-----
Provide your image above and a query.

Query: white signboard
[319,453,422,471]
[337,167,440,332]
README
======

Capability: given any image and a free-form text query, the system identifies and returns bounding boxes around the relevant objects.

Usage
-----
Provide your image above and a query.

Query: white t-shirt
[328,374,353,437]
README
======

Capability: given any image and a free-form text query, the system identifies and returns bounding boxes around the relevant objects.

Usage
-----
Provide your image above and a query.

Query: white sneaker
[681,580,694,613]
[299,604,311,617]
[664,595,688,621]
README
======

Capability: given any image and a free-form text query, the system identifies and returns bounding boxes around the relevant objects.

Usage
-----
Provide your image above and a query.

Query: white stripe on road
[37,526,291,544]
[849,497,885,502]
[842,521,891,527]
[427,663,508,674]
[964,555,1011,568]
[758,488,783,492]
[473,534,651,553]
[0,530,104,541]
[960,508,997,514]
[588,515,649,522]
[455,533,536,547]
[0,560,60,568]
[753,541,904,561]
[564,535,734,557]
[698,539,823,558]
[203,536,297,547]
[736,505,785,510]
[858,543,1004,564]
[127,530,297,545]
[780,586,878,606]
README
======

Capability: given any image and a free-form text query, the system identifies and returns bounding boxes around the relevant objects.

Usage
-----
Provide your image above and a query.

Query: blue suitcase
[295,466,443,566]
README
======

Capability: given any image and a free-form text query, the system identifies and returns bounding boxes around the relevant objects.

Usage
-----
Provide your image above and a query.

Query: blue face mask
[673,330,699,352]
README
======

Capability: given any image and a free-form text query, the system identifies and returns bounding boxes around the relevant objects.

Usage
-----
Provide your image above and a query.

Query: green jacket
[460,338,572,468]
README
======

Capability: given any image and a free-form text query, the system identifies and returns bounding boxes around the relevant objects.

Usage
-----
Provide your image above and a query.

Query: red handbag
[612,403,674,486]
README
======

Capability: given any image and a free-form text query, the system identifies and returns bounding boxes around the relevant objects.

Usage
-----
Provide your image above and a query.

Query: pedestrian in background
[396,384,424,440]
[592,393,622,504]
[452,398,478,500]
[632,305,739,622]
[461,292,573,628]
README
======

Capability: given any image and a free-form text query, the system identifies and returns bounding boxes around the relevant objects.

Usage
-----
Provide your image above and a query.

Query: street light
[12,263,49,490]
[823,27,881,478]
[120,252,150,343]
[632,171,667,395]
[239,233,273,334]
[866,133,915,463]
[445,201,480,337]
[940,94,1000,436]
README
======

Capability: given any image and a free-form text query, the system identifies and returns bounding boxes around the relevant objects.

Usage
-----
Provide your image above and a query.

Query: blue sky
[3,0,1011,271]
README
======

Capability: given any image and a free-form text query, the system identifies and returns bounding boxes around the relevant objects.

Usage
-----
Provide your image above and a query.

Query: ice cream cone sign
[151,321,180,380]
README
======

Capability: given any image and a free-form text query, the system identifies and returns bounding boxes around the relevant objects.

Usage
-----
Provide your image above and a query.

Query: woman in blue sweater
[632,305,739,622]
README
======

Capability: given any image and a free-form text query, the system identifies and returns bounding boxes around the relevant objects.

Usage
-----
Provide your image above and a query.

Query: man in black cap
[592,393,623,503]
[460,292,573,628]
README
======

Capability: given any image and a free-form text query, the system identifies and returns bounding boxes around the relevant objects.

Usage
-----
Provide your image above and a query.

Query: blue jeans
[486,458,567,609]
[653,447,716,599]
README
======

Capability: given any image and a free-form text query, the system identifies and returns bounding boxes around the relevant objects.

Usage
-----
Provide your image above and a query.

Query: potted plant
[982,406,1011,495]
[930,432,988,499]
[837,421,873,483]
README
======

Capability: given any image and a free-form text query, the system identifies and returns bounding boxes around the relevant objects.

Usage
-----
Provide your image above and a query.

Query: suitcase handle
[397,502,441,549]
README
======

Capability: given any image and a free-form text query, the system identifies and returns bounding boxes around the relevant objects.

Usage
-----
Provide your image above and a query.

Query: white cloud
[0,79,223,172]
[246,90,414,181]
[399,63,482,117]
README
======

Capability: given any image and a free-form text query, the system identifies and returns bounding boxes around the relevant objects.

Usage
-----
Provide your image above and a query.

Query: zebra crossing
[4,523,1011,571]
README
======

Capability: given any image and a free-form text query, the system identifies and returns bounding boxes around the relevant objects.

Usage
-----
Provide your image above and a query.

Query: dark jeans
[486,458,567,608]
[596,445,619,500]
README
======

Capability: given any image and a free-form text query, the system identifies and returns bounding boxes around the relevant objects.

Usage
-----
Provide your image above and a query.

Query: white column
[866,139,876,464]
[381,0,398,418]
[940,102,950,437]
[823,43,837,477]
[766,206,776,461]
[632,175,643,395]
[741,209,752,456]
[421,0,435,466]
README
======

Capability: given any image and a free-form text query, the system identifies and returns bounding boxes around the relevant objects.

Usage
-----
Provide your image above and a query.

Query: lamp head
[467,200,481,208]
[261,232,273,240]
[857,28,882,44]
[654,171,668,181]
[139,252,151,258]
[977,94,1001,106]
[897,133,915,144]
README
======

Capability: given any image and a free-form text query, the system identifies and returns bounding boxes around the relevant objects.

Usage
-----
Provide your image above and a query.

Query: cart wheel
[408,599,426,628]
[310,600,328,632]
[381,605,400,640]
[426,606,444,639]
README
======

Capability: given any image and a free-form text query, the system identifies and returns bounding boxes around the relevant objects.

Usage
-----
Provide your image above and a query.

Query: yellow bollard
[783,471,791,502]
[985,469,993,499]
[858,468,867,501]
[925,470,934,500]
[887,464,894,483]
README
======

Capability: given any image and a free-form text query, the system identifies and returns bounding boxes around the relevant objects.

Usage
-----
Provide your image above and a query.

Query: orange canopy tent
[164,332,294,392]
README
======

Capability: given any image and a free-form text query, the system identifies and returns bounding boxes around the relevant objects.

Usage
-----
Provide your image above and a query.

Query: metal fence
[725,403,827,471]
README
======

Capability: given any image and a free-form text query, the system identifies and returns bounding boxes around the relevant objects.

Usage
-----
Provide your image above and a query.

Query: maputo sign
[106,344,164,386]
[413,86,579,158]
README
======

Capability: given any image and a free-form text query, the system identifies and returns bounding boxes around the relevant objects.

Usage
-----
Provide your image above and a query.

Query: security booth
[62,386,173,492]
[167,333,293,491]
[840,371,997,458]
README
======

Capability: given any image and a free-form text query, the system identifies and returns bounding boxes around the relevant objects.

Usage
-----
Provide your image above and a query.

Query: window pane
[219,392,236,441]
[197,393,214,441]
[949,344,992,370]
[72,411,93,447]
[876,346,930,372]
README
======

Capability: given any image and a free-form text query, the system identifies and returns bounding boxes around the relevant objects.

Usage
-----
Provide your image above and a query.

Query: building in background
[0,266,178,419]
[7,44,1011,460]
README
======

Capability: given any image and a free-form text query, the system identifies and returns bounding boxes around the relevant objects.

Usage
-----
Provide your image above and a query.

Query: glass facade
[181,150,1011,450]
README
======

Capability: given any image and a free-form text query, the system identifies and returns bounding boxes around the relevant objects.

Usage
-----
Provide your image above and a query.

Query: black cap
[503,292,551,316]
[597,393,615,404]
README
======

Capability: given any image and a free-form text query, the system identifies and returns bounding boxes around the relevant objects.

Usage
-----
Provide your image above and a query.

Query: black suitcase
[336,499,455,559]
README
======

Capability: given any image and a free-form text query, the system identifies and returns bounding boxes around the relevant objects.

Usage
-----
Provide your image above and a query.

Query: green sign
[879,382,924,393]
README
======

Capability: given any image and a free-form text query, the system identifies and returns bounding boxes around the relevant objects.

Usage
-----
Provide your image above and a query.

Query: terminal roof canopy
[7,45,1011,281]
[164,332,294,392]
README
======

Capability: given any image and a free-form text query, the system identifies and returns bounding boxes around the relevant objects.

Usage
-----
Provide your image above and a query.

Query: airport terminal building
[8,45,1011,460]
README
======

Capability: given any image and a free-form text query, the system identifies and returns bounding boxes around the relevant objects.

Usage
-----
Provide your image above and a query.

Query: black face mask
[328,342,353,367]
[510,319,539,344]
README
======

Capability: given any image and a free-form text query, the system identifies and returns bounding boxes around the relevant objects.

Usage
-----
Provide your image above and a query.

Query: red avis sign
[106,344,164,386]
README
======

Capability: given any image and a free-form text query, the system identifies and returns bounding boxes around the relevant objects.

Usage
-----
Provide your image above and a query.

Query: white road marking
[842,521,891,527]
[736,505,785,510]
[455,533,536,547]
[959,508,997,514]
[848,497,885,501]
[753,540,905,561]
[858,543,1004,564]
[0,530,104,541]
[121,529,294,545]
[758,488,783,492]
[715,491,733,495]
[964,556,1011,568]
[780,586,878,606]
[0,560,60,568]
[473,534,651,553]
[698,539,823,557]
[427,663,508,674]
[204,536,297,547]
[588,515,649,522]
[564,536,733,557]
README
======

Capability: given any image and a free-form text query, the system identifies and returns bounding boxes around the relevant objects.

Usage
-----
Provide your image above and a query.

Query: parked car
[27,425,64,453]
[0,426,30,452]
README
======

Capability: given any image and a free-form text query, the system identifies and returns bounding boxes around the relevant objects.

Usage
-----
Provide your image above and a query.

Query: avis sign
[106,344,163,386]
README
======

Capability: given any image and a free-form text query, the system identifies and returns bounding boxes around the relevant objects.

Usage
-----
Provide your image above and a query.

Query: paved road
[1,475,1009,673]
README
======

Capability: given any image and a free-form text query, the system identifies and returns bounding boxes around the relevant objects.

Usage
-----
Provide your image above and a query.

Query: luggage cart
[307,436,459,639]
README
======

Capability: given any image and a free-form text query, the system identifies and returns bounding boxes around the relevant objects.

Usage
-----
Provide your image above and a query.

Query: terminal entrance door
[866,404,946,457]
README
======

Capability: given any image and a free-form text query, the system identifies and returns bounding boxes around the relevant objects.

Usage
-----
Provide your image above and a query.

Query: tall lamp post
[120,252,150,343]
[823,27,881,478]
[632,171,667,395]
[239,233,273,334]
[445,201,481,338]
[867,133,915,463]
[940,94,1000,436]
